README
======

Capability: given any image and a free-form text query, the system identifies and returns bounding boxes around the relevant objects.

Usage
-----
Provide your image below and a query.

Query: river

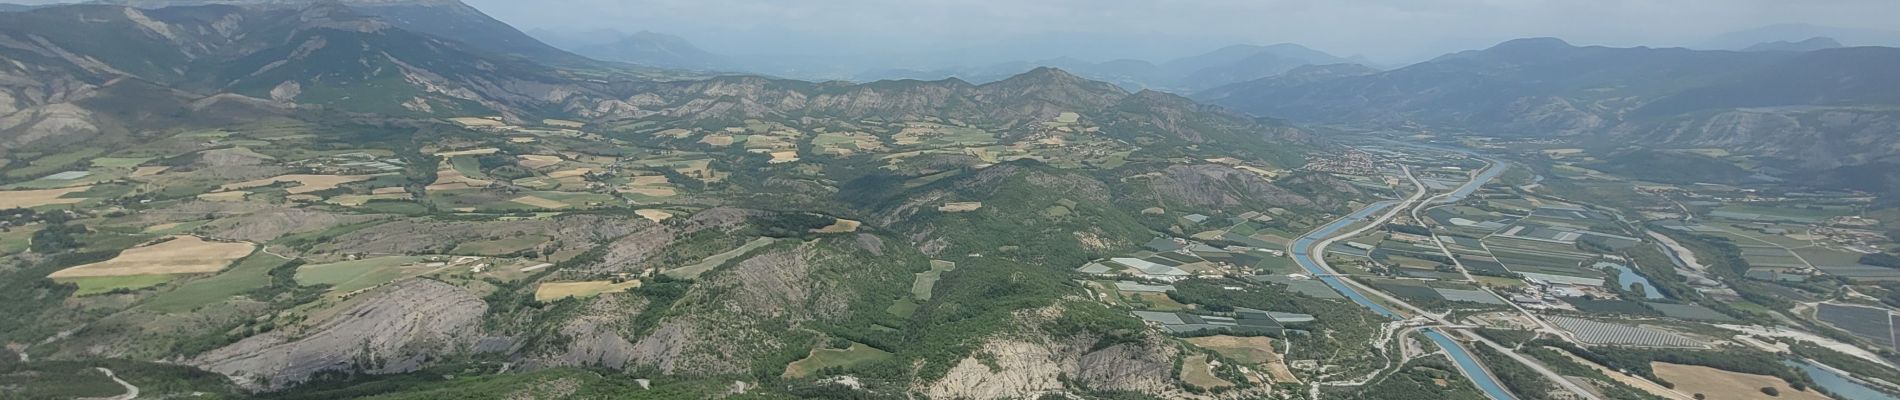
[1289,200,1517,399]
[1787,359,1900,400]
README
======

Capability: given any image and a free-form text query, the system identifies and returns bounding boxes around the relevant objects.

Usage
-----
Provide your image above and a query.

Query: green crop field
[449,155,490,180]
[0,229,35,255]
[296,256,430,293]
[911,259,958,301]
[142,253,288,313]
[664,238,778,279]
[5,147,106,179]
[781,342,894,378]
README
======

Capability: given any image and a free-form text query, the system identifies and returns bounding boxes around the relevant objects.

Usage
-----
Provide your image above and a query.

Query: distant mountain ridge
[3,2,1311,164]
[93,0,592,64]
[1742,37,1844,52]
[854,43,1361,93]
[571,31,732,70]
[1199,37,1900,171]
[1701,23,1900,50]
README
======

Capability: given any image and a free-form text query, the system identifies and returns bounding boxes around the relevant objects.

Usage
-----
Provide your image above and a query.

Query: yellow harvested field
[49,236,254,278]
[1651,363,1826,400]
[448,117,505,127]
[534,280,642,302]
[1542,148,1586,156]
[699,134,735,146]
[1055,112,1081,123]
[656,128,693,138]
[371,187,408,195]
[768,151,800,164]
[939,202,983,212]
[636,209,674,223]
[221,174,380,194]
[813,218,861,233]
[630,175,670,185]
[433,148,501,158]
[511,196,569,209]
[428,168,491,191]
[548,168,595,179]
[1180,355,1233,389]
[129,166,170,178]
[197,191,249,202]
[1186,336,1298,383]
[517,155,564,169]
[1548,349,1692,400]
[542,119,586,128]
[0,186,91,208]
[508,137,538,143]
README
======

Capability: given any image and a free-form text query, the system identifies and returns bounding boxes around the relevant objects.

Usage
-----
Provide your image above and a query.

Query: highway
[1286,164,1517,400]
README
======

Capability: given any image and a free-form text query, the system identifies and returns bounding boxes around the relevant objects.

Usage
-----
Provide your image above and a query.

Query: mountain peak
[1016,66,1082,81]
[1742,37,1844,52]
[986,66,1094,88]
[1491,37,1574,50]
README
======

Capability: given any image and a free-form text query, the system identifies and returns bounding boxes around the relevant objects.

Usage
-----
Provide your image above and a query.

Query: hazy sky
[458,0,1900,63]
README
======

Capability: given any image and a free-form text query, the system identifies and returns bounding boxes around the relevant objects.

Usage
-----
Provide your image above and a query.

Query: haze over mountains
[1196,37,1900,171]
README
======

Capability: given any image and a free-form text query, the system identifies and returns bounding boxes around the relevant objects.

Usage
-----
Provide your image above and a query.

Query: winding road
[86,368,139,400]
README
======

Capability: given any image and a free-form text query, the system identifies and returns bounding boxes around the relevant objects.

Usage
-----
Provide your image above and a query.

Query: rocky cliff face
[923,306,1181,399]
[189,278,489,390]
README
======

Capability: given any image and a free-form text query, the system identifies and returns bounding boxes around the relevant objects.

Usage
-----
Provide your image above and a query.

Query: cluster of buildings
[1501,277,1620,311]
[1300,150,1379,175]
